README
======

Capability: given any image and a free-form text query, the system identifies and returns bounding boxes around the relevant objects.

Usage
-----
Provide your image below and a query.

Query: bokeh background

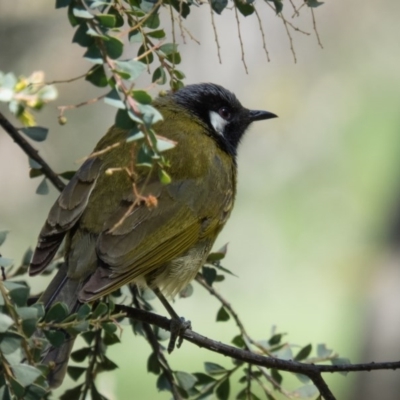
[1,1,400,399]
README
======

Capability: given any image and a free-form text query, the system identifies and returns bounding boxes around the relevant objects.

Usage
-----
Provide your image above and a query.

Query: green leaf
[132,90,152,105]
[105,36,124,59]
[147,352,161,375]
[96,14,116,27]
[114,60,146,81]
[193,372,216,385]
[129,30,143,43]
[271,368,282,385]
[211,0,227,14]
[29,157,42,169]
[159,43,178,56]
[20,127,48,142]
[92,302,108,318]
[126,129,144,142]
[216,306,230,322]
[234,0,254,16]
[83,44,103,64]
[152,67,167,85]
[67,366,87,381]
[204,362,226,375]
[85,65,108,87]
[81,331,96,345]
[115,109,137,129]
[175,371,197,391]
[137,44,154,64]
[158,169,171,185]
[7,283,29,306]
[156,372,172,392]
[73,23,94,47]
[9,377,25,398]
[22,318,38,338]
[36,178,49,195]
[29,168,44,178]
[59,385,83,400]
[231,335,245,348]
[104,88,125,109]
[0,256,11,267]
[216,377,230,400]
[59,170,77,180]
[56,0,71,8]
[99,355,118,371]
[144,13,160,29]
[0,314,14,332]
[306,0,324,7]
[103,332,120,345]
[294,344,312,361]
[71,347,91,362]
[44,330,66,347]
[0,230,9,246]
[317,343,332,358]
[73,7,94,19]
[172,69,185,80]
[266,0,283,13]
[202,266,217,286]
[45,302,69,323]
[76,303,91,320]
[291,384,318,398]
[166,51,181,65]
[268,333,282,346]
[147,29,165,39]
[102,322,117,334]
[11,364,42,387]
[0,332,22,355]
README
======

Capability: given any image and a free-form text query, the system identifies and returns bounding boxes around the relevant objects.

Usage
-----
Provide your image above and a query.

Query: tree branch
[0,111,66,192]
[115,304,400,400]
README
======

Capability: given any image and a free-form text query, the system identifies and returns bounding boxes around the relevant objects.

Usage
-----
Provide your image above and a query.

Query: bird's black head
[171,83,277,157]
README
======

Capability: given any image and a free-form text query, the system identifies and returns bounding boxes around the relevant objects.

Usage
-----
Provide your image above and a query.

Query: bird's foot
[168,317,191,353]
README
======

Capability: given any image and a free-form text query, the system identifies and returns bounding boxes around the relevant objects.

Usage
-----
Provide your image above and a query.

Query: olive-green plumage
[29,83,276,387]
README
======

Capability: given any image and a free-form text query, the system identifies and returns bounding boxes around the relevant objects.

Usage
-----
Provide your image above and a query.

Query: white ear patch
[209,111,228,136]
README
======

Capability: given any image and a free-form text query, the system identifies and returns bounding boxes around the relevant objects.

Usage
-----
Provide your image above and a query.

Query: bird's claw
[168,317,191,353]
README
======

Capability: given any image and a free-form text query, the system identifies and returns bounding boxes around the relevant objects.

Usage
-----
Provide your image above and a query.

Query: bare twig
[254,7,270,62]
[208,1,222,64]
[57,94,107,119]
[0,111,66,192]
[311,8,323,48]
[234,5,248,73]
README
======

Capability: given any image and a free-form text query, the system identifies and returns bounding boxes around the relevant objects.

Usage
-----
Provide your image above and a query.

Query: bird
[29,82,277,388]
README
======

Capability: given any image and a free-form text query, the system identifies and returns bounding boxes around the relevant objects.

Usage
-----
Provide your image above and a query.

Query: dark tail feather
[38,263,83,388]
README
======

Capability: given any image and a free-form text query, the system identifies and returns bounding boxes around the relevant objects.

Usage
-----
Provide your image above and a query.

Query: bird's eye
[218,106,232,121]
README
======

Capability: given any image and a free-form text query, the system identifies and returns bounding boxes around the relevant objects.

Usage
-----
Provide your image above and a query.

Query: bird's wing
[29,157,102,275]
[79,179,216,301]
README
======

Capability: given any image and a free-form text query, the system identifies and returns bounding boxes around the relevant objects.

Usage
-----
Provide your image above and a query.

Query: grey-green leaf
[0,314,14,332]
[21,127,48,142]
[11,364,42,387]
[36,178,49,195]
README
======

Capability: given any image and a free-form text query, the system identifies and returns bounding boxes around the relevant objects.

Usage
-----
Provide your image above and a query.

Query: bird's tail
[38,263,83,388]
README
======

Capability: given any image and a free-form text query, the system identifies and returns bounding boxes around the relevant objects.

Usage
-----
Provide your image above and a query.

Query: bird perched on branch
[29,83,277,387]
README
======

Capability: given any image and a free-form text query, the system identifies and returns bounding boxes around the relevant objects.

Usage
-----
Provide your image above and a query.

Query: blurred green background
[1,1,400,399]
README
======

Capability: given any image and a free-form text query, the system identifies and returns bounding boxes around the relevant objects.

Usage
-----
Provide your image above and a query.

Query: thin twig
[311,8,323,48]
[234,5,248,73]
[289,0,300,17]
[45,72,88,85]
[57,94,107,118]
[0,111,66,192]
[254,7,270,62]
[208,0,222,64]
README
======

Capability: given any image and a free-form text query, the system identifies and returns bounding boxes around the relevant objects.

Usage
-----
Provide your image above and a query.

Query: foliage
[3,1,379,400]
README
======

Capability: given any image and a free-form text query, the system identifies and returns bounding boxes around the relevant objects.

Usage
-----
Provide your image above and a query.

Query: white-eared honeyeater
[29,83,277,387]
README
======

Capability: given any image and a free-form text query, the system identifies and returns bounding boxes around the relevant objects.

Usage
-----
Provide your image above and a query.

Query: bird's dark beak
[249,110,278,122]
